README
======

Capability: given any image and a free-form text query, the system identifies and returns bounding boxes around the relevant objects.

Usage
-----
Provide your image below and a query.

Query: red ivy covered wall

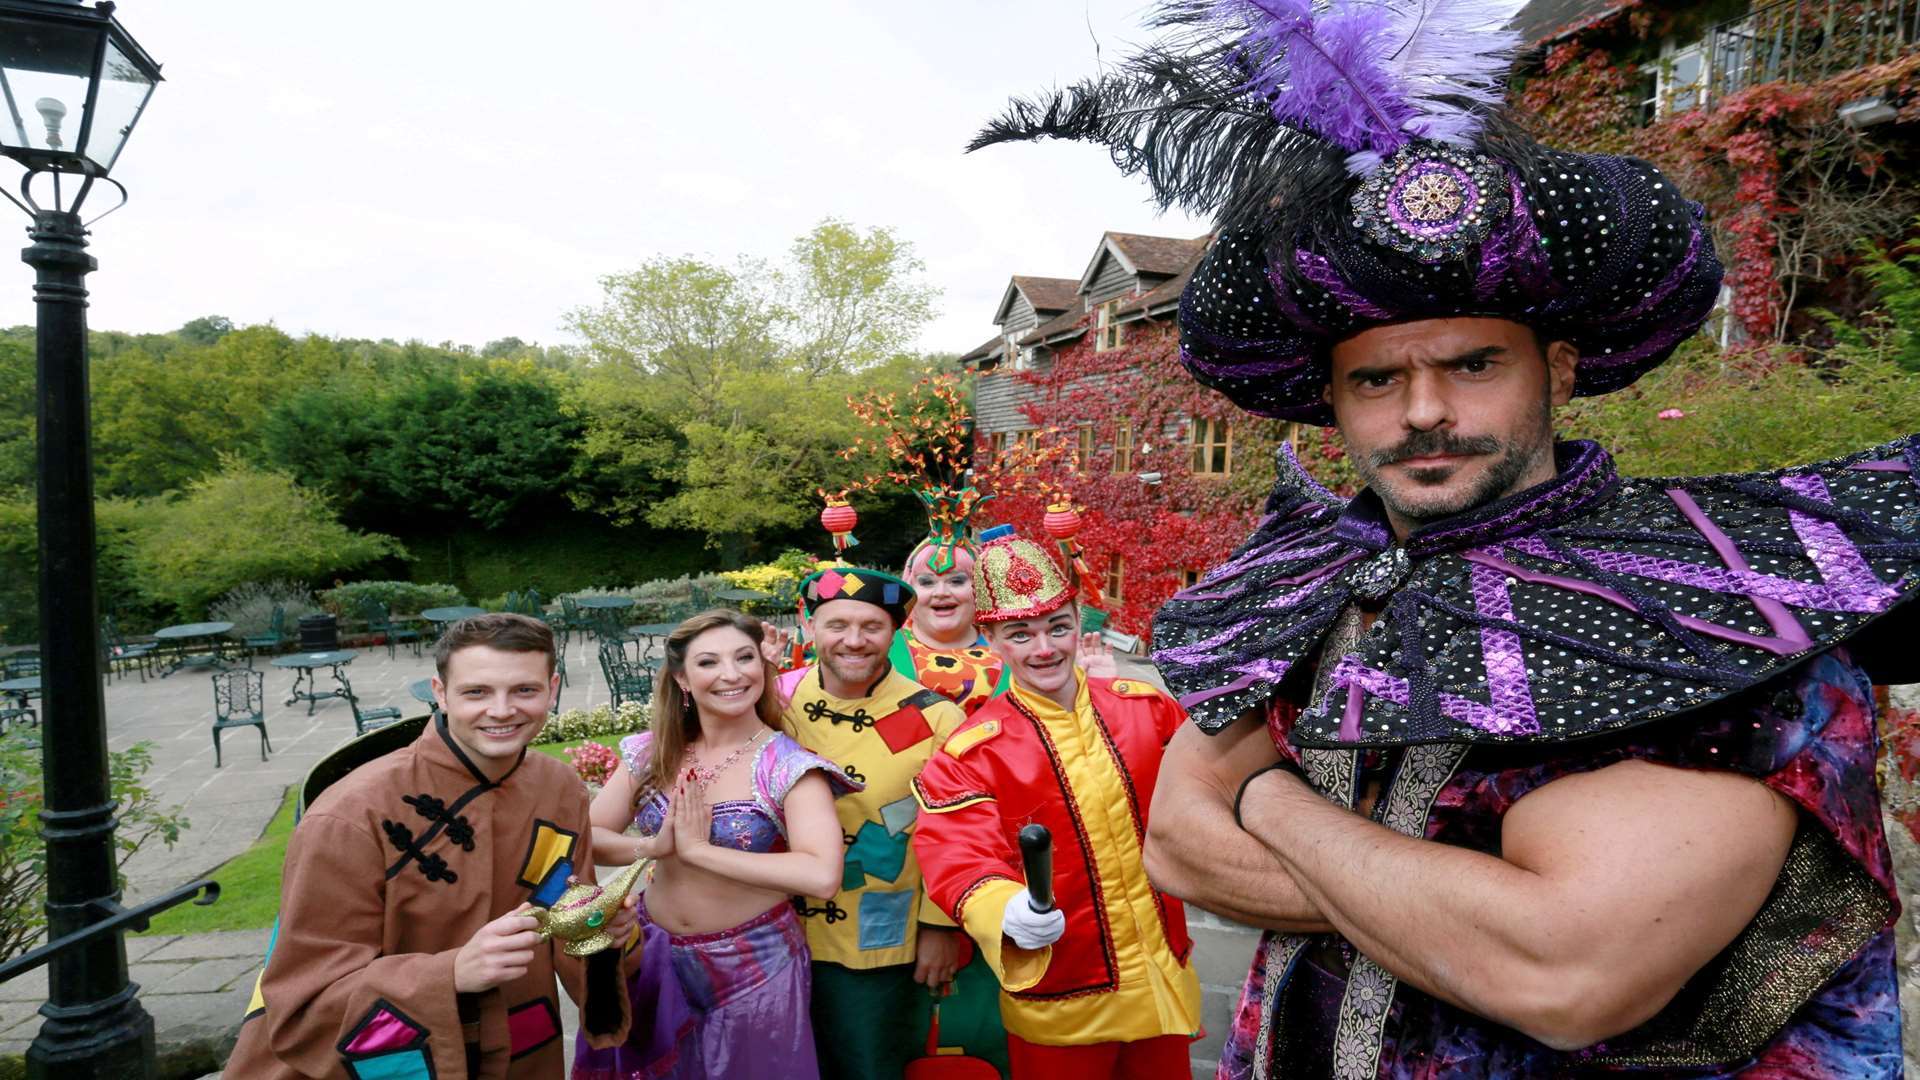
[975,317,1290,639]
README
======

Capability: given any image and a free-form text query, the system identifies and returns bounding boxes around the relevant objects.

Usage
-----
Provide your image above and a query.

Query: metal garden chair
[337,670,403,738]
[211,669,271,768]
[597,640,653,712]
[243,605,288,666]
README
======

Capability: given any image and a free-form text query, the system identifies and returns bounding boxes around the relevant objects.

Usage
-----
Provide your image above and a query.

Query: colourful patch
[530,857,573,907]
[515,819,578,890]
[243,969,266,1022]
[844,819,909,885]
[882,582,902,605]
[841,573,866,595]
[338,1000,432,1080]
[344,1049,432,1080]
[508,997,561,1060]
[879,794,919,837]
[857,887,914,950]
[817,570,846,598]
[874,705,933,753]
[942,719,1001,758]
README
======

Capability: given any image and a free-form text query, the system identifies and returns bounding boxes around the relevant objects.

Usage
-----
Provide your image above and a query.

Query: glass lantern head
[0,0,161,177]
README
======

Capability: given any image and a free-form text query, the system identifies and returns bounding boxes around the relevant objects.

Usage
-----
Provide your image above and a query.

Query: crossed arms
[1142,710,1797,1050]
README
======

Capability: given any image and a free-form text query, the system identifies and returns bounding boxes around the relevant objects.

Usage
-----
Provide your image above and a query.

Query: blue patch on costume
[883,583,902,605]
[844,820,908,884]
[857,888,914,951]
[530,858,572,907]
[344,1048,433,1080]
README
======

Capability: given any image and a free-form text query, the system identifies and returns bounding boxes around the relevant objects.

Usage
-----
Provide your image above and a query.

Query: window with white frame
[1095,298,1126,352]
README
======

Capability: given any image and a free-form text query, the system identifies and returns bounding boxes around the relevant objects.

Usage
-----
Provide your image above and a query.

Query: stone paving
[106,632,636,907]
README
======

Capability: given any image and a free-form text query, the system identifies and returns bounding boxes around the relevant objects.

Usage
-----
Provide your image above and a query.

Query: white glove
[1001,888,1066,950]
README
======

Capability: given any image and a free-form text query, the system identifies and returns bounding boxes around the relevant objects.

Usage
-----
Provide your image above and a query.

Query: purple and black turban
[968,0,1724,424]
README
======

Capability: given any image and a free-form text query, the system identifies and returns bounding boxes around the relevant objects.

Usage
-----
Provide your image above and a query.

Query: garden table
[153,621,237,677]
[715,587,772,604]
[0,674,40,706]
[270,649,358,716]
[419,606,486,627]
[573,596,635,611]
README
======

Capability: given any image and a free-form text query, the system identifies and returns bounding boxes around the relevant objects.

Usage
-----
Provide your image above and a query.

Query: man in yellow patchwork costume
[785,564,971,1080]
[912,526,1201,1079]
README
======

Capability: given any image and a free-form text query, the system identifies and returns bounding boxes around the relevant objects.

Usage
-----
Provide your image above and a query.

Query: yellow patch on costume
[244,969,266,1020]
[518,822,576,889]
[942,719,1000,758]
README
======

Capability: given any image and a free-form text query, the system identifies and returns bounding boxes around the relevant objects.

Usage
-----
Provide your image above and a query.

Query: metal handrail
[0,878,220,984]
[1695,0,1918,109]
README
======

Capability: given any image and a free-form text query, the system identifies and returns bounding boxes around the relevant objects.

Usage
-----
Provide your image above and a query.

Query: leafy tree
[125,459,402,617]
[566,220,940,546]
[0,339,34,494]
[176,315,235,346]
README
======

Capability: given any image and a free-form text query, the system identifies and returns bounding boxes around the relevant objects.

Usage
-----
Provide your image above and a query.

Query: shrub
[590,574,733,622]
[1557,333,1920,476]
[124,460,403,619]
[566,742,619,787]
[719,550,815,613]
[318,580,465,617]
[209,579,321,637]
[534,701,649,745]
[0,734,188,961]
[0,496,162,643]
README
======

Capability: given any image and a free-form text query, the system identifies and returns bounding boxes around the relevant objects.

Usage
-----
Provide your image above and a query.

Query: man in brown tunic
[225,614,632,1078]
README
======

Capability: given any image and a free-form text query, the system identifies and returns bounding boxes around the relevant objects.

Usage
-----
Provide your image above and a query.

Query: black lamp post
[0,5,215,1079]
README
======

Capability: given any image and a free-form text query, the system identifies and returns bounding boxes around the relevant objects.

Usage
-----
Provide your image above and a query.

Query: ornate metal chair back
[213,669,266,724]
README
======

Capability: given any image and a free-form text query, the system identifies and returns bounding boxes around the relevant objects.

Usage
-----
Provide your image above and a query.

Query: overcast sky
[0,1,1214,355]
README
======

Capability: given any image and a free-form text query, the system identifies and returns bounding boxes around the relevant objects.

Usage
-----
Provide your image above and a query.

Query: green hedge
[318,580,465,617]
[390,513,710,603]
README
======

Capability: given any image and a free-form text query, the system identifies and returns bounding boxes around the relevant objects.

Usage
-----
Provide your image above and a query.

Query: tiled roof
[959,334,1004,364]
[1508,0,1638,47]
[1114,237,1210,319]
[1016,308,1089,348]
[1105,232,1211,277]
[1011,275,1079,313]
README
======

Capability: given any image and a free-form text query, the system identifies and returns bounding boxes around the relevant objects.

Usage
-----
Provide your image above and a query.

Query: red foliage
[974,318,1272,638]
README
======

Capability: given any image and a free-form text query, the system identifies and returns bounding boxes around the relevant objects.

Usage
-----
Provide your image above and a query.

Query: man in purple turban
[969,2,1919,1076]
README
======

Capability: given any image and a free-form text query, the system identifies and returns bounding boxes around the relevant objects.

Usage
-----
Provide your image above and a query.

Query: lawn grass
[140,783,299,936]
[531,734,625,762]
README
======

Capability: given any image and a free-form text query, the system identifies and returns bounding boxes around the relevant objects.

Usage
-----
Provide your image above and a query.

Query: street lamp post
[0,4,215,1077]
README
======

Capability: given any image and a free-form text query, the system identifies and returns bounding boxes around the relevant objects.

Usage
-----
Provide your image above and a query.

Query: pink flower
[1657,408,1687,419]
[567,742,619,787]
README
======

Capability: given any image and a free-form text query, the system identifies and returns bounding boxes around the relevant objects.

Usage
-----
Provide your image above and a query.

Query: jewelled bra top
[620,730,862,853]
[1153,437,1920,748]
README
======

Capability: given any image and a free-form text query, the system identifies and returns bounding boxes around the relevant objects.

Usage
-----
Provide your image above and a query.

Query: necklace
[685,728,767,790]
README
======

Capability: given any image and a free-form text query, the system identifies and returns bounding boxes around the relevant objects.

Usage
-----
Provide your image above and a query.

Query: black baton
[1018,824,1054,913]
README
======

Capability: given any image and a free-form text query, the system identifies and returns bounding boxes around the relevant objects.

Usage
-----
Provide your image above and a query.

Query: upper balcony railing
[1683,0,1918,109]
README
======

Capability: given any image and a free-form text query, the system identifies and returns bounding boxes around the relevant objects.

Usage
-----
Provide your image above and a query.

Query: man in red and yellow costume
[911,525,1200,1079]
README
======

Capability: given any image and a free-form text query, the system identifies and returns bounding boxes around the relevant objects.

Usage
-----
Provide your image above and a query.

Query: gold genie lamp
[530,860,648,957]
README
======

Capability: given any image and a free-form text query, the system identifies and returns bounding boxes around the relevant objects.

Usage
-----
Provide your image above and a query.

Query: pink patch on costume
[342,1007,424,1055]
[816,570,846,598]
[508,998,560,1058]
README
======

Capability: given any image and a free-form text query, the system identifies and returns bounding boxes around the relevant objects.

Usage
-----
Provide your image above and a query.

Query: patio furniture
[0,674,39,730]
[270,649,358,716]
[101,618,154,683]
[356,598,422,660]
[339,670,403,737]
[153,621,237,677]
[628,622,678,663]
[575,596,637,643]
[420,606,487,629]
[211,669,271,768]
[407,677,442,720]
[548,596,588,650]
[598,640,653,711]
[715,587,771,608]
[243,605,289,665]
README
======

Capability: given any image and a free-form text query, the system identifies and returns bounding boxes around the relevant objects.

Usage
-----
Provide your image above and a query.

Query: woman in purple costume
[573,610,859,1080]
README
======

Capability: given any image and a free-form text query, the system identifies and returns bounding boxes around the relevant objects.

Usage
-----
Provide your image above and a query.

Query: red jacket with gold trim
[911,674,1200,1045]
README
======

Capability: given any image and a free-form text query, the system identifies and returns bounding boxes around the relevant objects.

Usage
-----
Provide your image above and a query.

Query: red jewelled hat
[972,525,1074,624]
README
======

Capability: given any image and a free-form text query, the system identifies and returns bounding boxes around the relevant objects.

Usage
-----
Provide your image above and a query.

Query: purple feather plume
[1213,0,1521,174]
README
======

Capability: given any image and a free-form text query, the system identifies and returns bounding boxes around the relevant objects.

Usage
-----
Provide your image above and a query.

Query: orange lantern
[1043,500,1104,607]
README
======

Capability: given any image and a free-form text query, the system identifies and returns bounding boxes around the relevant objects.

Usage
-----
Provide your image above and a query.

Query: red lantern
[1042,500,1104,607]
[1043,501,1083,542]
[821,497,859,554]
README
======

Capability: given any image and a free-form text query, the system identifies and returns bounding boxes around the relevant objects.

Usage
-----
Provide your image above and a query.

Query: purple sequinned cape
[1152,437,1920,1078]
